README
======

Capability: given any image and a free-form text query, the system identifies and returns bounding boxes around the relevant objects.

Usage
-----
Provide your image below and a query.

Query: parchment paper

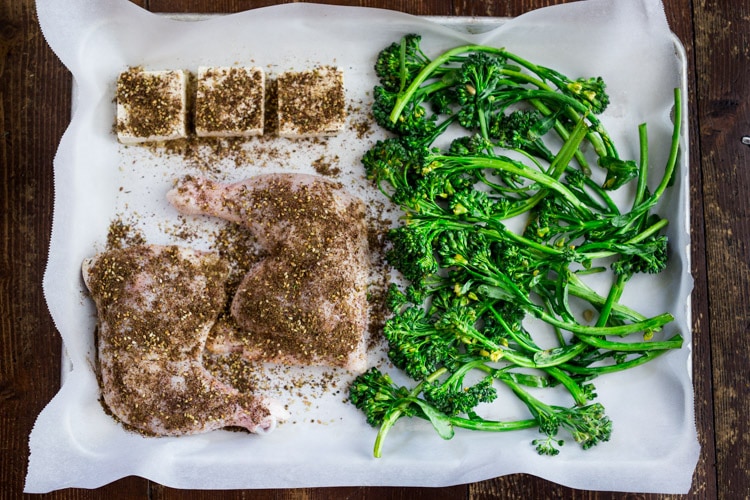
[28,0,699,493]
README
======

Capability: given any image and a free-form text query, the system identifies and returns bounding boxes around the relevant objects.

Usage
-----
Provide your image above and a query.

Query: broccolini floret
[383,305,458,379]
[372,85,437,138]
[349,367,414,427]
[489,109,556,161]
[498,372,612,455]
[422,360,497,416]
[564,75,610,115]
[374,34,431,93]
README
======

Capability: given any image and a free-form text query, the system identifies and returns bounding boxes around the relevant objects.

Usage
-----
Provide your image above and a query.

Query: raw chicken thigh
[82,244,287,436]
[167,173,370,372]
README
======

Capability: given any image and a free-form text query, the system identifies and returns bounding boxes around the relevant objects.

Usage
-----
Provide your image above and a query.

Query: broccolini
[351,34,683,458]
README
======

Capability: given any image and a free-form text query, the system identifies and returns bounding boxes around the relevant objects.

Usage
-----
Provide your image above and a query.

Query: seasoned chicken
[82,244,287,436]
[167,174,369,372]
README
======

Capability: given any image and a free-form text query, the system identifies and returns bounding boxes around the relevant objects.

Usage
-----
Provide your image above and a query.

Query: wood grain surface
[1,0,748,498]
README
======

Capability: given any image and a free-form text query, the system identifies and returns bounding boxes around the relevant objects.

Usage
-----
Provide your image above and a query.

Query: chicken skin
[82,244,287,436]
[167,174,370,372]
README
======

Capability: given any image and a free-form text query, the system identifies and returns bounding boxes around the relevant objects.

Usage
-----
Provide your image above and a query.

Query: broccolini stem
[532,98,592,175]
[486,304,541,353]
[479,225,568,258]
[561,347,674,376]
[469,265,673,337]
[537,310,674,338]
[532,342,588,368]
[502,116,590,218]
[653,87,683,201]
[497,50,616,159]
[576,333,683,352]
[628,217,669,243]
[631,87,683,215]
[429,155,593,219]
[591,272,627,329]
[563,166,620,214]
[634,122,650,209]
[492,88,613,158]
[495,371,557,418]
[373,367,448,458]
[545,366,591,406]
[563,272,648,323]
[499,68,549,90]
[418,78,459,101]
[577,217,669,260]
[448,415,538,433]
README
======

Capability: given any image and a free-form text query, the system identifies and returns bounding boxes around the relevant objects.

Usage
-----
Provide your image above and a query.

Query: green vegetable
[351,34,683,457]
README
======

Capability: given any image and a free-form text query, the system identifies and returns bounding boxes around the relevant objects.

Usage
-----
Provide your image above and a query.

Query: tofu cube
[194,66,265,138]
[116,68,188,144]
[277,66,346,138]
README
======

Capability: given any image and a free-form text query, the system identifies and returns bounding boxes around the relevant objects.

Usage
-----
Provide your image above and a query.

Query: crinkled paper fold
[29,0,699,493]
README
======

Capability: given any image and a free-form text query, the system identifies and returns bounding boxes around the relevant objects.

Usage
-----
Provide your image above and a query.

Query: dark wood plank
[153,485,469,500]
[661,0,718,497]
[37,478,151,500]
[692,0,750,499]
[153,488,278,499]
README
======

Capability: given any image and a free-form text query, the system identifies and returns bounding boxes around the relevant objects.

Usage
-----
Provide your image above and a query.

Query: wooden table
[2,0,747,498]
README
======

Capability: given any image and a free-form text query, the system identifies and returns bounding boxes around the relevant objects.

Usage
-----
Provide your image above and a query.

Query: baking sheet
[29,0,699,493]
